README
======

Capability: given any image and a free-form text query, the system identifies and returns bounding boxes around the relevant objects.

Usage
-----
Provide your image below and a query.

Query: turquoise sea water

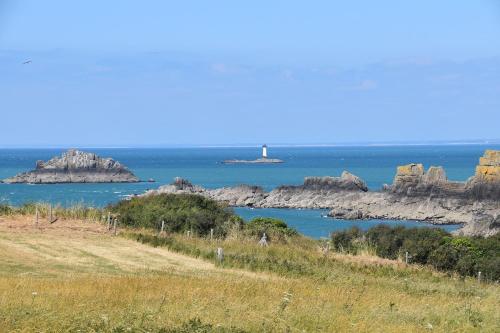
[1,145,497,238]
[234,208,461,239]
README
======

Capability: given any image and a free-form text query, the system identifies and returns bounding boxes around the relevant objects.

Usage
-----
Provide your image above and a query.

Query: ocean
[1,145,497,238]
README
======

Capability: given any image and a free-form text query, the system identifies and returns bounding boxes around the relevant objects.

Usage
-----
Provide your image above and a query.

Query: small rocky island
[145,150,500,237]
[2,149,139,184]
[223,145,283,164]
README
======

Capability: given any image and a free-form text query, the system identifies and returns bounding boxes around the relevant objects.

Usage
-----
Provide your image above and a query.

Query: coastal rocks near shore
[330,151,500,236]
[476,150,500,182]
[387,164,465,197]
[144,177,268,206]
[144,150,500,236]
[290,172,368,192]
[256,172,368,208]
[3,149,139,184]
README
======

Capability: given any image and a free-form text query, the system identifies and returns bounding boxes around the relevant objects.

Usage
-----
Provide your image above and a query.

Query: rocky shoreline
[2,150,140,184]
[144,150,500,237]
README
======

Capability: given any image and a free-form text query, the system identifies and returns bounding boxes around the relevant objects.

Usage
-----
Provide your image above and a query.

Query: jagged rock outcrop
[208,185,267,206]
[457,213,500,237]
[388,164,464,197]
[256,172,368,209]
[143,177,267,207]
[302,172,368,192]
[274,172,367,194]
[465,150,500,200]
[144,172,367,209]
[145,177,205,195]
[476,150,500,182]
[393,163,425,188]
[3,149,139,184]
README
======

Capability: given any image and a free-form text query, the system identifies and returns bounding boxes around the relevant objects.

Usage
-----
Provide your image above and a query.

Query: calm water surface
[235,207,461,239]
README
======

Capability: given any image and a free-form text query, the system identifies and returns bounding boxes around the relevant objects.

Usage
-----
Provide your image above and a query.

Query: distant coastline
[1,139,500,149]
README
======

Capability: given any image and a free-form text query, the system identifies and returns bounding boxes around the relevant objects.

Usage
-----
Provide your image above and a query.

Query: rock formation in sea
[144,177,268,206]
[3,149,140,184]
[222,158,284,164]
[144,150,500,237]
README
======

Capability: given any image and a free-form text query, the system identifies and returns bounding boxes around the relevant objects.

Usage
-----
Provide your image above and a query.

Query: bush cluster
[109,194,240,237]
[331,225,500,281]
[110,194,298,242]
[244,217,298,242]
[0,203,13,215]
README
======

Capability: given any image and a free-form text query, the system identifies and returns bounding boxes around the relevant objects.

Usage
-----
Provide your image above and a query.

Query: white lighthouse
[262,144,268,158]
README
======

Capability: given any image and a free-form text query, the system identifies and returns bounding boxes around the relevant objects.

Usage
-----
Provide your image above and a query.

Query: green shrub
[109,194,238,237]
[331,225,500,281]
[399,227,449,264]
[364,225,406,259]
[0,203,13,215]
[244,217,298,242]
[428,243,459,271]
[455,254,478,277]
[330,227,362,253]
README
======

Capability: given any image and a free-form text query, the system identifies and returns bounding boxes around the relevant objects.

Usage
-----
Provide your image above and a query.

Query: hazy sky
[1,1,500,146]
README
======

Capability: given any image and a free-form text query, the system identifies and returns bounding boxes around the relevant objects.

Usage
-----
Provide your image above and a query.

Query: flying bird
[22,60,32,65]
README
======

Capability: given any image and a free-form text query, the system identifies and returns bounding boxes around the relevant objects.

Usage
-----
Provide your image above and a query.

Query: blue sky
[1,1,500,146]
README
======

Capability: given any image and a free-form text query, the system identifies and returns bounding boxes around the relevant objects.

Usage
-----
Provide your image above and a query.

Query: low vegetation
[2,215,499,332]
[109,194,298,243]
[0,202,104,221]
[1,195,499,331]
[109,194,239,237]
[244,217,298,242]
[331,225,500,281]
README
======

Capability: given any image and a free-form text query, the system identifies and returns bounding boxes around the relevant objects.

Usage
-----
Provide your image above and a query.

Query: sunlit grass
[0,215,499,332]
[0,202,106,221]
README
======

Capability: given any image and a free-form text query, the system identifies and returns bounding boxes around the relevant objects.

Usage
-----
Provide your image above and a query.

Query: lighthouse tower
[262,144,268,158]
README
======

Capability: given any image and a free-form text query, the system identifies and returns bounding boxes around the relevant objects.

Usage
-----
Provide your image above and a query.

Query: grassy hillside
[0,215,499,332]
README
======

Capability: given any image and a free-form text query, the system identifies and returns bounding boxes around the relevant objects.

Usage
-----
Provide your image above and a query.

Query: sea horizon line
[0,140,500,150]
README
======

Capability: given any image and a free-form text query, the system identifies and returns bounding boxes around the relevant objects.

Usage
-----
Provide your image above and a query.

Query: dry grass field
[0,215,498,332]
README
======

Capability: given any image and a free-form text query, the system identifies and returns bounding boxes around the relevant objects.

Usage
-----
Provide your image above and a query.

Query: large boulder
[302,171,368,192]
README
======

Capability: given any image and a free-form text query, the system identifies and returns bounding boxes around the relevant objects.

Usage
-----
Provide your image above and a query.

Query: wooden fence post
[478,271,482,283]
[107,212,112,230]
[210,228,214,241]
[48,204,58,224]
[113,218,118,236]
[161,220,165,233]
[35,206,39,226]
[216,247,224,263]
